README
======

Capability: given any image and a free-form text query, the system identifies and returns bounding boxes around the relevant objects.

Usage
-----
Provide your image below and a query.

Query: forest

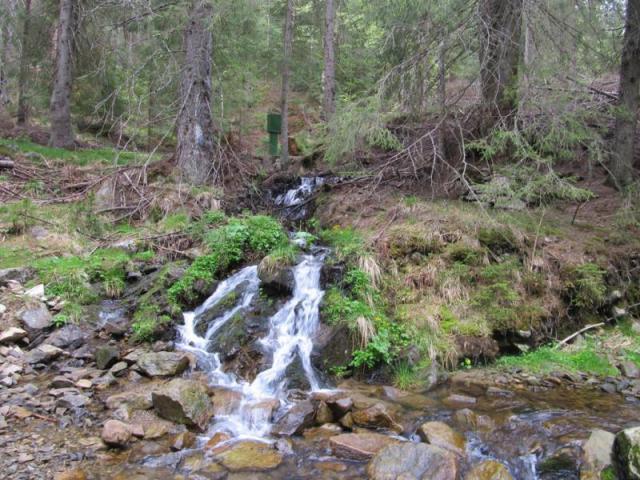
[1,1,640,479]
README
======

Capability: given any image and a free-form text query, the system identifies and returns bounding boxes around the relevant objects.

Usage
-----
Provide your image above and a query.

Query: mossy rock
[478,227,518,254]
[257,255,294,295]
[614,426,640,479]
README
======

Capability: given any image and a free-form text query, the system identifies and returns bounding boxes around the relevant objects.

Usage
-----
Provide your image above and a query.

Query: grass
[0,137,154,166]
[496,344,619,377]
[0,246,33,269]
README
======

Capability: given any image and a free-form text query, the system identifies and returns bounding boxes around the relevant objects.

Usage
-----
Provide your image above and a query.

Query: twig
[557,323,605,347]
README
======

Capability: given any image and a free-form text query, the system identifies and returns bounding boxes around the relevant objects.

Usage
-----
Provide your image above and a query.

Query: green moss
[600,466,616,480]
[387,225,443,258]
[445,242,484,266]
[478,226,518,254]
[132,303,171,342]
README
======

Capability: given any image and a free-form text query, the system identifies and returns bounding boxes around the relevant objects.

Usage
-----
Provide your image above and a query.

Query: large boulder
[19,303,52,331]
[329,432,399,461]
[580,429,615,478]
[367,442,458,480]
[417,421,466,456]
[26,344,63,364]
[272,400,316,436]
[95,346,120,370]
[210,440,283,472]
[46,325,86,350]
[0,327,28,344]
[614,426,640,480]
[352,403,403,434]
[136,351,190,377]
[152,379,213,431]
[257,256,294,295]
[465,460,513,480]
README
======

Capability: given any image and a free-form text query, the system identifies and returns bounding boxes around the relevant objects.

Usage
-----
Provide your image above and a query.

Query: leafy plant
[565,263,607,310]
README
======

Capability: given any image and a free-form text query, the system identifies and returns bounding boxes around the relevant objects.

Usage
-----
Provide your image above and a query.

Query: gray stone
[581,429,615,476]
[257,256,294,295]
[621,360,640,379]
[101,419,132,447]
[330,432,399,461]
[136,351,190,377]
[614,426,640,479]
[152,378,213,431]
[95,346,120,370]
[46,325,86,350]
[24,284,45,299]
[367,442,458,480]
[0,327,28,344]
[19,304,53,331]
[272,400,316,436]
[110,361,128,375]
[418,421,466,456]
[0,267,34,286]
[27,344,63,364]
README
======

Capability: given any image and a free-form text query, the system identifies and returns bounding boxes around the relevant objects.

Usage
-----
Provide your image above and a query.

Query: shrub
[565,263,607,310]
[478,227,518,254]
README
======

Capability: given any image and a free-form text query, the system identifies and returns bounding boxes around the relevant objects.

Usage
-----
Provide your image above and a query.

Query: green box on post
[267,113,282,134]
[267,113,282,156]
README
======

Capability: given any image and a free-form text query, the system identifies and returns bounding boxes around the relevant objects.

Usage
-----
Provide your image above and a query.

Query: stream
[86,177,639,479]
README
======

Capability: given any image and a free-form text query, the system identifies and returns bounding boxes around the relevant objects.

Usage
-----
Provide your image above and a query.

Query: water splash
[177,249,328,439]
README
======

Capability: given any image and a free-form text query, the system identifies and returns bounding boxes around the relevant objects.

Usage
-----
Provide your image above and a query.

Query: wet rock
[315,401,334,425]
[257,256,294,295]
[614,426,640,479]
[465,460,513,480]
[538,447,579,478]
[95,346,119,369]
[329,432,399,460]
[101,419,133,447]
[303,423,343,441]
[444,393,477,405]
[580,429,614,477]
[367,442,458,480]
[417,421,466,456]
[453,409,495,431]
[53,469,88,480]
[106,388,155,413]
[272,400,316,436]
[0,267,34,286]
[0,327,28,344]
[327,395,353,416]
[110,361,128,376]
[171,431,197,451]
[46,325,86,350]
[352,403,403,433]
[129,409,179,439]
[339,411,354,429]
[26,344,63,364]
[311,323,353,375]
[50,376,75,388]
[212,440,283,472]
[137,352,189,377]
[205,432,232,450]
[152,378,213,431]
[211,387,243,416]
[19,303,53,331]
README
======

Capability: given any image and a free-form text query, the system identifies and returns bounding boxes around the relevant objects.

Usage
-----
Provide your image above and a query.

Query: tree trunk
[0,20,9,111]
[280,0,295,167]
[322,0,336,122]
[49,0,75,148]
[16,0,32,125]
[478,0,523,126]
[612,0,640,188]
[176,0,219,185]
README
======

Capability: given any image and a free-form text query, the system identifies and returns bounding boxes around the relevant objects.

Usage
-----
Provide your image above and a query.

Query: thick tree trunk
[49,0,75,148]
[0,21,9,112]
[477,0,523,126]
[280,0,295,167]
[16,0,32,125]
[176,0,219,185]
[322,0,336,122]
[612,0,640,188]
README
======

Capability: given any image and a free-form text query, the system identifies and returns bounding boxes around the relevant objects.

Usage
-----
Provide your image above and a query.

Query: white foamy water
[177,250,327,439]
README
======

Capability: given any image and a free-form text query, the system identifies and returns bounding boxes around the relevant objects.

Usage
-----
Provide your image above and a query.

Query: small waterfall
[275,176,326,221]
[177,249,328,439]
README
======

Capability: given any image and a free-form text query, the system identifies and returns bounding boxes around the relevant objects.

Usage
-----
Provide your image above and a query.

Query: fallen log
[0,159,15,168]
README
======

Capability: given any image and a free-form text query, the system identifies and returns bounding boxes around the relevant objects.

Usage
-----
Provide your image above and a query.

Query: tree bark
[612,0,640,188]
[0,20,9,111]
[477,0,523,126]
[49,0,75,148]
[16,0,32,125]
[176,0,219,185]
[280,0,295,167]
[322,0,336,122]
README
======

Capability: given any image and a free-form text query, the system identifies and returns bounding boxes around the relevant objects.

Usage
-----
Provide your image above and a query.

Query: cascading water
[177,247,328,439]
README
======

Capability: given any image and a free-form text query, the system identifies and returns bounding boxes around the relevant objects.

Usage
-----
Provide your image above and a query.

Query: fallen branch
[0,159,15,168]
[557,322,605,347]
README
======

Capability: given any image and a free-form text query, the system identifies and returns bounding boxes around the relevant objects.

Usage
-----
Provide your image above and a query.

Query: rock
[106,388,156,413]
[171,431,197,451]
[367,442,458,480]
[600,383,617,394]
[339,411,354,429]
[95,346,120,370]
[152,378,213,431]
[76,379,92,389]
[19,303,53,331]
[465,460,512,480]
[620,361,640,379]
[329,432,400,461]
[581,429,615,477]
[453,409,494,431]
[315,401,334,425]
[57,393,91,409]
[136,351,190,377]
[272,400,316,436]
[444,394,477,405]
[50,376,75,388]
[614,426,640,479]
[327,396,353,416]
[417,421,466,456]
[0,267,34,286]
[0,327,28,344]
[538,448,579,477]
[26,344,63,364]
[110,361,128,375]
[54,469,88,480]
[0,304,5,316]
[205,432,232,450]
[101,419,132,447]
[257,256,294,295]
[211,440,283,471]
[351,403,403,433]
[46,325,86,350]
[24,284,45,299]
